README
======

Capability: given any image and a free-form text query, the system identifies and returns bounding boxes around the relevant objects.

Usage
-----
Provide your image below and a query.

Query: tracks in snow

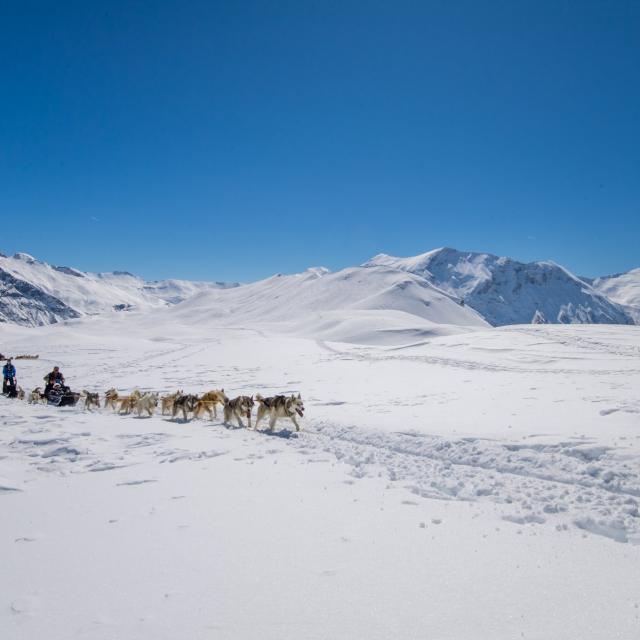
[316,338,640,376]
[292,420,640,544]
[3,397,639,545]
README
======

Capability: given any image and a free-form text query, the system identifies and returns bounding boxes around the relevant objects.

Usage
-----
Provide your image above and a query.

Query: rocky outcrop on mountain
[0,252,238,327]
[0,266,80,326]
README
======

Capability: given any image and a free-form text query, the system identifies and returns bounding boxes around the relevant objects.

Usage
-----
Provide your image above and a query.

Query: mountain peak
[13,252,39,263]
[363,247,634,326]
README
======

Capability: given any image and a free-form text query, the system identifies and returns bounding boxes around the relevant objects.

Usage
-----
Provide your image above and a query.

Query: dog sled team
[100,387,305,431]
[2,358,305,431]
[26,385,306,432]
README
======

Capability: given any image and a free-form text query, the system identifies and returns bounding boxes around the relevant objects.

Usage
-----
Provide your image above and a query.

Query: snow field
[1,319,640,638]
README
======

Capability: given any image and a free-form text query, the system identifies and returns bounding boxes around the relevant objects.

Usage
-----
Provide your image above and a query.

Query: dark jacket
[45,370,64,384]
[2,363,16,380]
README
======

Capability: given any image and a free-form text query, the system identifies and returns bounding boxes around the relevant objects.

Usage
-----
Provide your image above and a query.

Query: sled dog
[117,389,142,414]
[135,392,159,417]
[172,393,199,421]
[194,389,228,420]
[82,390,100,411]
[161,390,183,415]
[255,393,305,431]
[223,395,254,429]
[17,386,25,401]
[104,388,119,410]
[28,387,46,404]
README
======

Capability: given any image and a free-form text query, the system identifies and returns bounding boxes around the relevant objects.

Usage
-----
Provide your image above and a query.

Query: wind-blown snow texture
[365,247,635,326]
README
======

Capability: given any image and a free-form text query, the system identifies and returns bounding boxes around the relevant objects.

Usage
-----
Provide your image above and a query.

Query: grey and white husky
[172,393,199,421]
[254,393,304,431]
[82,390,101,411]
[223,395,254,429]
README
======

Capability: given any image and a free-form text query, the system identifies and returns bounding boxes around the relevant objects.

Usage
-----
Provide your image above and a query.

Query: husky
[194,389,228,420]
[135,392,159,417]
[82,390,100,411]
[17,386,25,401]
[172,393,199,421]
[28,387,45,404]
[117,389,142,414]
[118,397,136,414]
[223,395,254,429]
[104,388,119,410]
[255,393,305,432]
[161,390,183,415]
[115,389,142,414]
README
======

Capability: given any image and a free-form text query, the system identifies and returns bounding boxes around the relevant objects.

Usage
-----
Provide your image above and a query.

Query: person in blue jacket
[2,358,17,394]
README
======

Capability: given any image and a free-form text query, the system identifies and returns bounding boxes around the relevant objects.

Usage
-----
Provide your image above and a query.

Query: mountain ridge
[364,248,635,327]
[1,248,637,330]
[0,252,239,327]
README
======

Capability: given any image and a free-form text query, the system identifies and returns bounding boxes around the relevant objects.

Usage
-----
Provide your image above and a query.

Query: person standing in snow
[3,358,17,394]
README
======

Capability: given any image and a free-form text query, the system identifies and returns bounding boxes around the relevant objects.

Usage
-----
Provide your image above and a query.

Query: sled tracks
[3,398,639,544]
[297,421,640,544]
[315,340,640,377]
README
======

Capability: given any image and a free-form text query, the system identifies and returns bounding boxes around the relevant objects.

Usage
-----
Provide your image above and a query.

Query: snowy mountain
[589,268,640,322]
[0,252,238,327]
[3,248,637,333]
[162,265,489,344]
[365,248,635,327]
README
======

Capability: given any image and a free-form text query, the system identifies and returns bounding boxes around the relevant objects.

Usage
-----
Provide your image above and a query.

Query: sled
[47,387,81,407]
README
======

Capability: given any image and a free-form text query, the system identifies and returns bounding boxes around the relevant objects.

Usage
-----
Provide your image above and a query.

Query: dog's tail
[255,393,264,403]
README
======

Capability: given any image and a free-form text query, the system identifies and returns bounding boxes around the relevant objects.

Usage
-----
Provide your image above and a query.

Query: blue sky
[1,1,638,282]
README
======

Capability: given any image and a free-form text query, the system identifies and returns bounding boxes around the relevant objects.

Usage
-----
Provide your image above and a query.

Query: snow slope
[163,264,489,344]
[591,268,640,322]
[365,248,635,326]
[0,252,238,326]
[0,266,80,326]
[1,317,639,639]
[3,249,639,334]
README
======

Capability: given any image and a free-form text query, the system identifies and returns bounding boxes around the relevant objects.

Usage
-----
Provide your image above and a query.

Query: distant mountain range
[365,248,636,326]
[1,249,638,330]
[0,252,238,326]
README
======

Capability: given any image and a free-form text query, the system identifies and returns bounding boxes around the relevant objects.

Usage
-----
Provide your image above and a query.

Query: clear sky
[1,1,638,282]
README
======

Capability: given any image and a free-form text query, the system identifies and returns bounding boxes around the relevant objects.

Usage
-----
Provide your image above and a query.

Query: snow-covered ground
[1,315,640,639]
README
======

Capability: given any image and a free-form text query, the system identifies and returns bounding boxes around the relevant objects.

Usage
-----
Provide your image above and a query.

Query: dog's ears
[297,393,301,399]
